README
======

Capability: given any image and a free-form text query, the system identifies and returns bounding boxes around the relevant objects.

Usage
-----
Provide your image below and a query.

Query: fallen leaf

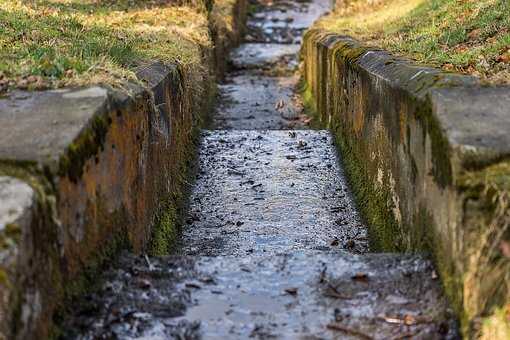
[330,238,339,246]
[285,287,298,296]
[346,240,356,249]
[403,314,417,325]
[275,99,285,111]
[137,278,152,289]
[382,317,403,325]
[497,53,510,64]
[297,140,307,148]
[324,284,351,299]
[301,117,312,124]
[468,28,481,40]
[351,272,369,282]
[454,44,469,53]
[443,63,454,71]
[185,282,202,289]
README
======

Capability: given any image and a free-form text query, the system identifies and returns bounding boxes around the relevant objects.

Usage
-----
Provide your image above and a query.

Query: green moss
[298,80,321,129]
[458,161,510,193]
[0,268,8,286]
[415,100,453,188]
[412,203,466,325]
[0,161,50,194]
[150,206,179,256]
[50,226,130,339]
[340,135,403,251]
[149,124,201,256]
[4,223,21,240]
[0,223,21,254]
[334,42,371,64]
[57,112,110,183]
[301,80,403,251]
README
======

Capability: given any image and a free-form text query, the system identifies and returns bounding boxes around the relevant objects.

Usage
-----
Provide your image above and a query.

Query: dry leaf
[351,272,369,282]
[468,28,481,40]
[497,53,510,64]
[275,99,285,111]
[443,63,454,71]
[285,287,298,296]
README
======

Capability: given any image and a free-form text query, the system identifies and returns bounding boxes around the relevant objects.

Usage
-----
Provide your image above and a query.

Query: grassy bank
[315,0,510,84]
[0,0,213,92]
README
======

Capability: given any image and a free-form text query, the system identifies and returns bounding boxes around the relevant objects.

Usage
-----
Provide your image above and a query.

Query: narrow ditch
[60,0,459,338]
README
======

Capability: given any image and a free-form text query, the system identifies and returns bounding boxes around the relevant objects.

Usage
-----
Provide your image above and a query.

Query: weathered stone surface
[303,29,510,337]
[0,77,178,340]
[0,87,109,169]
[0,177,37,340]
[0,0,248,334]
[430,87,510,165]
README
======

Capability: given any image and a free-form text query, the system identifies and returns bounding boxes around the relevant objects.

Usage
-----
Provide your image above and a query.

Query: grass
[0,0,214,92]
[314,0,510,84]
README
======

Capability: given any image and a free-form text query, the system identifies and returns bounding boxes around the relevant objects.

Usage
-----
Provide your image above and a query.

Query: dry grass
[459,162,510,337]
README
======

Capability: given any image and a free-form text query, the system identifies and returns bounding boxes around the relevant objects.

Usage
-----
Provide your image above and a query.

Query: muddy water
[61,0,459,339]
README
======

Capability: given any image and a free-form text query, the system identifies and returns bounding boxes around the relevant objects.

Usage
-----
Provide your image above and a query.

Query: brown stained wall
[57,95,151,275]
[303,29,510,337]
[0,1,247,338]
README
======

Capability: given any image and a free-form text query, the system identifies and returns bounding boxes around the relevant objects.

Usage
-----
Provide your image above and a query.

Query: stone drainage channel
[62,0,459,339]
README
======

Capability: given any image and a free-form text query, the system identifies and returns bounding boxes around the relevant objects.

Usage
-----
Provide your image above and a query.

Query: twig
[144,254,155,271]
[324,283,351,299]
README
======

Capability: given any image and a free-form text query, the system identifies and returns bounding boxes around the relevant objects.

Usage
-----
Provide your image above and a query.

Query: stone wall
[0,2,247,339]
[302,29,510,338]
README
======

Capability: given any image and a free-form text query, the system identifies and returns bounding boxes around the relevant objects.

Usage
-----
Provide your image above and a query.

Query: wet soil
[61,0,459,338]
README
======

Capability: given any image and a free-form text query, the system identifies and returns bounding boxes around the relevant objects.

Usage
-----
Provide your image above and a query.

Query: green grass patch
[0,0,213,91]
[314,0,510,84]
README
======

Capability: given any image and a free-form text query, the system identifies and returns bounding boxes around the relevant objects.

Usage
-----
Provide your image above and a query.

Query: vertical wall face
[57,94,152,274]
[303,29,510,337]
[0,70,201,339]
[0,0,248,333]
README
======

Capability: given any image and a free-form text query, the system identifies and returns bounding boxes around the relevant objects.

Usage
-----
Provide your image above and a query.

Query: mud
[60,0,459,338]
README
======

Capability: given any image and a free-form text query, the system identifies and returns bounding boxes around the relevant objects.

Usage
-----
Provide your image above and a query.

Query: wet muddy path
[62,0,459,338]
